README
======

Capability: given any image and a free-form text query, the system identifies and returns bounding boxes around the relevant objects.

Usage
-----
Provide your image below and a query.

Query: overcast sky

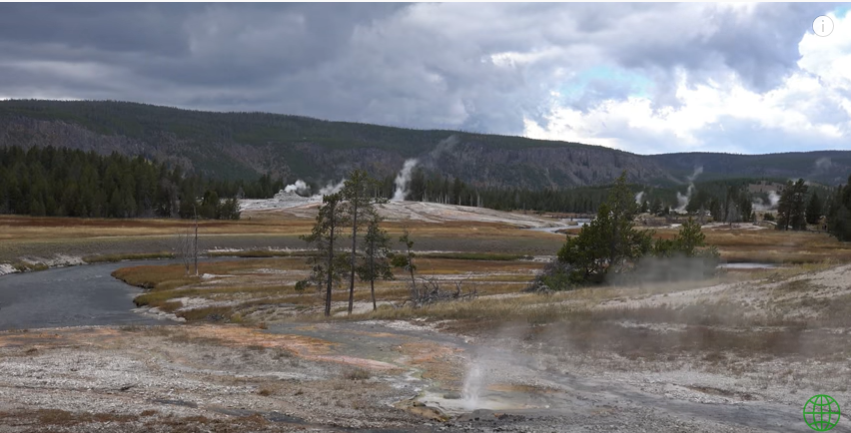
[0,3,848,155]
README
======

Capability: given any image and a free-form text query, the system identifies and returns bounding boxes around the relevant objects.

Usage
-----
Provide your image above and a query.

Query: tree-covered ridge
[0,146,281,219]
[3,99,851,188]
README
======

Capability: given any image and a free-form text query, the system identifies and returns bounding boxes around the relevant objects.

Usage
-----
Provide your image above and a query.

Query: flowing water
[0,261,165,330]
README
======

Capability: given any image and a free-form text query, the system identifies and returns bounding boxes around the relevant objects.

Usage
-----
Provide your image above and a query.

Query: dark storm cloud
[0,3,841,150]
[0,3,196,55]
[612,3,831,92]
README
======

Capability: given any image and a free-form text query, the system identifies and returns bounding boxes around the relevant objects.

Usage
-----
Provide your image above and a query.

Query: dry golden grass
[0,213,564,264]
[0,214,556,243]
[0,215,314,241]
[113,254,540,321]
[662,227,850,264]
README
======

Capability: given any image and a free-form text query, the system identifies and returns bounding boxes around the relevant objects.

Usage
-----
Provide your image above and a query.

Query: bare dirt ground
[0,320,783,433]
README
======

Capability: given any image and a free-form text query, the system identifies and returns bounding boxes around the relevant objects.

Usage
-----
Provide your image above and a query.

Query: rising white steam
[283,180,310,196]
[462,361,483,410]
[675,166,703,212]
[634,191,645,205]
[753,190,782,212]
[318,179,345,196]
[768,190,780,207]
[392,159,419,202]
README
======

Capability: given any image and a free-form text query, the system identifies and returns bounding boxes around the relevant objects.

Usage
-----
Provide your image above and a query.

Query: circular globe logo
[804,394,841,431]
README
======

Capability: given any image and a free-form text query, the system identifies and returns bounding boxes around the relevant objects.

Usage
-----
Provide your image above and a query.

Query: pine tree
[776,181,794,231]
[806,192,823,225]
[357,209,394,310]
[673,217,705,257]
[300,193,344,317]
[340,170,375,315]
[558,171,652,284]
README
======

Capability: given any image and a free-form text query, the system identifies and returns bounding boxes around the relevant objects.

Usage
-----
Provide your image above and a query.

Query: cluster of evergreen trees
[532,173,719,291]
[300,171,396,316]
[776,179,813,231]
[679,184,755,223]
[0,146,281,219]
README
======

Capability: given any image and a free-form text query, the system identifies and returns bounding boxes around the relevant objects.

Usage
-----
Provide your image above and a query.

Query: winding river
[0,261,165,330]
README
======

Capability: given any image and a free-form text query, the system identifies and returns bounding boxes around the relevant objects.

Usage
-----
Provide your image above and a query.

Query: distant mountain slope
[653,152,851,186]
[0,100,849,187]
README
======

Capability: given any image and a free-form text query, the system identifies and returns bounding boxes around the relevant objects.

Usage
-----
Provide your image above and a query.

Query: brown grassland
[0,214,564,262]
[7,211,851,362]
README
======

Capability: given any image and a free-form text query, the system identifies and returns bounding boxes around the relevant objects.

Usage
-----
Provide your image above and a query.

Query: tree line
[371,169,628,214]
[0,146,284,219]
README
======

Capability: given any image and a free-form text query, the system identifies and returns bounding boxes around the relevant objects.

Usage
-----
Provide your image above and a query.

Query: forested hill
[1,99,850,188]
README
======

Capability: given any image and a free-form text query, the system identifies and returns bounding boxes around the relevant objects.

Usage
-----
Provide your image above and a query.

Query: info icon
[813,16,834,37]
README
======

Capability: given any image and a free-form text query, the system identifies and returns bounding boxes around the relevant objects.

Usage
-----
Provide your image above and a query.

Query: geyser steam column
[392,159,419,202]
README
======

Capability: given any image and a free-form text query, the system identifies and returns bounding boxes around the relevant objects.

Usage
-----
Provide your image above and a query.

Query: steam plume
[768,190,780,207]
[634,191,645,205]
[675,166,703,212]
[283,180,310,196]
[815,157,833,173]
[392,159,419,202]
[318,179,345,196]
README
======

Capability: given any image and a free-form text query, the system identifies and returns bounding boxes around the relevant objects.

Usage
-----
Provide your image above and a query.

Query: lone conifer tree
[807,192,823,225]
[301,192,344,316]
[357,208,394,310]
[341,170,377,314]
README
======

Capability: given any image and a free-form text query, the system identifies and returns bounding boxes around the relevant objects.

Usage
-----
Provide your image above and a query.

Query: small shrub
[274,349,294,359]
[342,367,371,381]
[525,260,576,292]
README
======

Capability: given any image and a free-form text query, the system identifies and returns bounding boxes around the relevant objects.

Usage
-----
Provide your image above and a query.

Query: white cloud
[524,11,851,154]
[0,3,844,154]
